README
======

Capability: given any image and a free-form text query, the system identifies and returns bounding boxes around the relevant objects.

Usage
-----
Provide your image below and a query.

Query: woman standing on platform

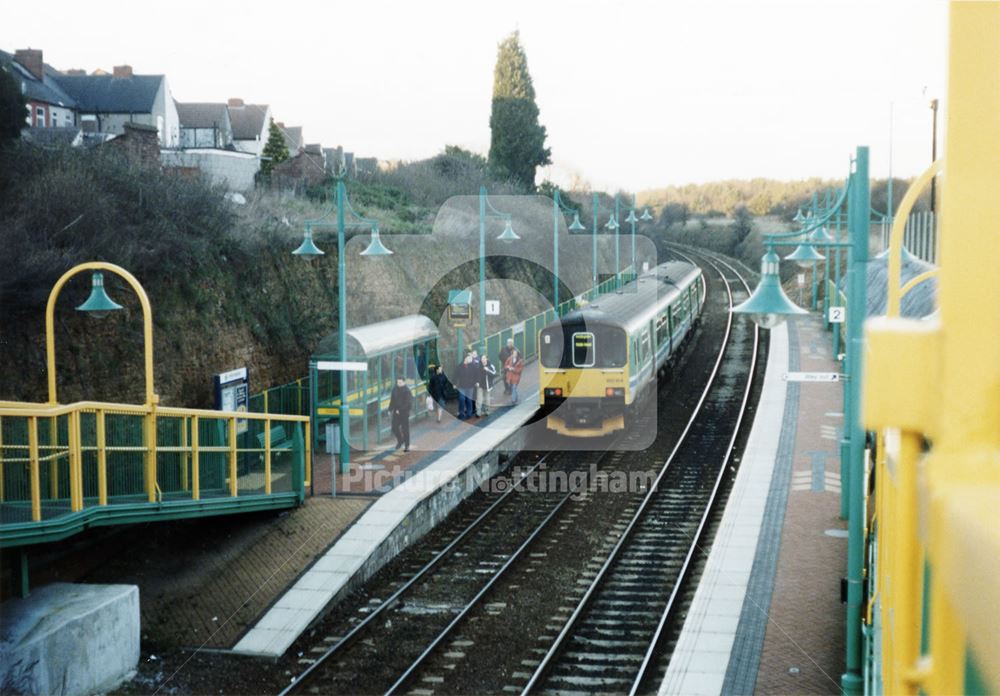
[504,348,523,405]
[428,365,448,423]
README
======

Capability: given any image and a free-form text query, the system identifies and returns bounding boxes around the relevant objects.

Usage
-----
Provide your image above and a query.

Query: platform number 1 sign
[829,307,845,323]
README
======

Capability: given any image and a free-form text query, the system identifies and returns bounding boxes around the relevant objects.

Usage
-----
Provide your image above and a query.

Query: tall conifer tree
[488,32,551,189]
[260,118,289,175]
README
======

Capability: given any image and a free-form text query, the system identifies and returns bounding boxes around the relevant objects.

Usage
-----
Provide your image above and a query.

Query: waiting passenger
[504,348,524,405]
[428,365,448,423]
[456,353,478,420]
[388,377,412,451]
[499,338,515,395]
[478,354,497,417]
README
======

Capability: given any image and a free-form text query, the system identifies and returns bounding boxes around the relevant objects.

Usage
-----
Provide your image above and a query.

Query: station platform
[232,370,541,657]
[660,314,847,695]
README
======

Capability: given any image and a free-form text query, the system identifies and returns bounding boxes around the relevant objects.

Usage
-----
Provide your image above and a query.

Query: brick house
[1,48,77,129]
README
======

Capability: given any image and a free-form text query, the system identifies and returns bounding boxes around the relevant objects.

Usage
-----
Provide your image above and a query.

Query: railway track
[276,250,759,696]
[517,250,760,696]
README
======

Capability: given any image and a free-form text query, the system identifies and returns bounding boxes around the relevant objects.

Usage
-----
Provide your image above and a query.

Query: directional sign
[485,300,500,315]
[317,361,368,372]
[828,306,846,323]
[784,372,841,382]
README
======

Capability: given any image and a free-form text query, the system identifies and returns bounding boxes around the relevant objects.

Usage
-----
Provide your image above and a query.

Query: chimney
[228,97,244,107]
[113,65,133,79]
[15,49,44,81]
[65,68,86,76]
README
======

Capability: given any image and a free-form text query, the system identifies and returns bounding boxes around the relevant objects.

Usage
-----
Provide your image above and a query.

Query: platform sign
[316,361,368,371]
[828,306,845,323]
[214,367,249,434]
[797,273,806,287]
[783,372,841,382]
[485,300,500,316]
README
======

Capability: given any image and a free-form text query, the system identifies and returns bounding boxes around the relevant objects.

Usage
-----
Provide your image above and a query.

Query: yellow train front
[538,261,704,437]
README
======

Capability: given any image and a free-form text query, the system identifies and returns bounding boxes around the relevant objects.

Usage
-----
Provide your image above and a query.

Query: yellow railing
[0,399,310,525]
[862,3,999,693]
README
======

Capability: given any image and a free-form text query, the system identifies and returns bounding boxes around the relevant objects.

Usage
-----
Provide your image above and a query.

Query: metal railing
[0,400,309,547]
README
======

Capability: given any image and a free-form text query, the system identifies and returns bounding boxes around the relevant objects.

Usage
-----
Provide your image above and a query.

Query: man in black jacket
[499,339,515,395]
[388,377,412,451]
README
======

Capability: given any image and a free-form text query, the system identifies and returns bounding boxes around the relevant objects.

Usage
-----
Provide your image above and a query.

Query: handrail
[886,160,943,317]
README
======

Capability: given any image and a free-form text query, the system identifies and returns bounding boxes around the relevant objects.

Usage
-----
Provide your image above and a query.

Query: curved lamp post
[479,186,518,344]
[293,178,391,474]
[552,189,587,312]
[46,261,159,503]
[734,146,871,695]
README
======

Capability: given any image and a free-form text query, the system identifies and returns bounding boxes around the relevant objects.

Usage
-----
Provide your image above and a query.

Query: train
[538,260,705,437]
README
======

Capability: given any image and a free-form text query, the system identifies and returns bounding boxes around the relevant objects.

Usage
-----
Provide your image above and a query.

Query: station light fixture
[497,218,520,242]
[732,248,808,329]
[605,215,619,230]
[76,271,124,318]
[292,226,325,257]
[639,208,653,221]
[568,212,586,231]
[785,242,826,269]
[360,225,393,256]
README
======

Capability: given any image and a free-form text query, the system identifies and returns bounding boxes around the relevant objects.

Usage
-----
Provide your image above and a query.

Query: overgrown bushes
[0,141,237,318]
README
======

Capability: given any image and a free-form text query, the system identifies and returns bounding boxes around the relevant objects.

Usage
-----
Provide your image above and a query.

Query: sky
[3,0,949,191]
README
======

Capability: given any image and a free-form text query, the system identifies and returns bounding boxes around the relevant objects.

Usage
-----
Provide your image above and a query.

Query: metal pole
[823,190,832,322]
[614,194,621,289]
[479,185,487,343]
[631,194,637,278]
[841,145,869,696]
[810,193,819,310]
[336,181,350,474]
[592,193,599,287]
[929,98,938,213]
[553,190,560,311]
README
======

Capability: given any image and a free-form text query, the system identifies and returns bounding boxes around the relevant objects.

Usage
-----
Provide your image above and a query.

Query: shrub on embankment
[0,142,348,406]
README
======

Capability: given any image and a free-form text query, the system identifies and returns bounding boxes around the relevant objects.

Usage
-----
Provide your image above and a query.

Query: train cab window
[572,332,595,367]
[540,327,564,367]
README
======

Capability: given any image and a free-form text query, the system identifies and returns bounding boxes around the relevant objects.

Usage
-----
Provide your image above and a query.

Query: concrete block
[0,583,139,696]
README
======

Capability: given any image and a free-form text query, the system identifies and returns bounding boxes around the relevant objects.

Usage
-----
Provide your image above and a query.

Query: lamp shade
[793,209,805,223]
[640,208,653,221]
[605,215,619,230]
[293,228,325,257]
[809,225,835,245]
[568,212,586,231]
[497,219,520,242]
[76,272,124,318]
[732,249,808,328]
[785,243,826,268]
[625,210,638,224]
[360,226,393,256]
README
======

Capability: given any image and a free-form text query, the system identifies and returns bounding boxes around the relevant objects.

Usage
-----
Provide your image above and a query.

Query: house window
[35,106,45,127]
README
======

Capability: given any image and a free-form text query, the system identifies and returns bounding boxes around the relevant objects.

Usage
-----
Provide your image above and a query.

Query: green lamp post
[735,147,871,695]
[479,186,518,346]
[553,189,586,312]
[293,179,391,476]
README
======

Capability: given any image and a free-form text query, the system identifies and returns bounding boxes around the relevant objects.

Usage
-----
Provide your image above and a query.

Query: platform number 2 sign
[829,307,845,324]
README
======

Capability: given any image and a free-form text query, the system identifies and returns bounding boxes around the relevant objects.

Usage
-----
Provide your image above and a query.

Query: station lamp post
[733,146,870,695]
[553,189,586,312]
[46,261,160,504]
[292,178,392,473]
[585,193,651,291]
[479,185,519,343]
